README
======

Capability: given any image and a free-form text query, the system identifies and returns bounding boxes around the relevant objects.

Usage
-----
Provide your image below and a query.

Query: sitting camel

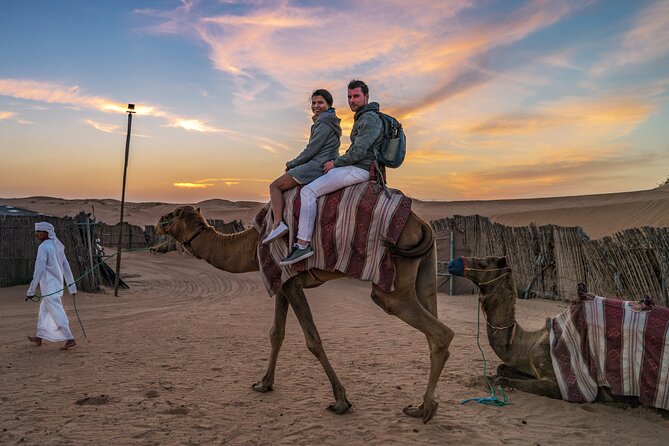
[157,205,454,422]
[447,255,561,399]
[448,255,669,410]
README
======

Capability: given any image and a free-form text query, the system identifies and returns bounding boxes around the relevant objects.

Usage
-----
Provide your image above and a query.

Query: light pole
[114,103,135,296]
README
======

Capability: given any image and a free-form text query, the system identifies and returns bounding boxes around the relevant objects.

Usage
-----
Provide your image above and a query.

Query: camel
[156,205,454,423]
[447,255,562,399]
[447,255,659,407]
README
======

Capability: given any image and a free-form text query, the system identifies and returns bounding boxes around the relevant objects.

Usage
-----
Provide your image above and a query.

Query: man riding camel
[280,79,384,266]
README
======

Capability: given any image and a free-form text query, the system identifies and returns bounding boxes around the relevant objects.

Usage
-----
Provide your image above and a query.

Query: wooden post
[84,216,95,290]
[114,104,135,296]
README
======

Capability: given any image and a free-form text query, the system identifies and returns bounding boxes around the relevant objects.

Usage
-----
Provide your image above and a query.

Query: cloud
[467,95,653,137]
[174,182,215,189]
[0,111,16,121]
[0,78,227,133]
[591,1,669,75]
[85,119,121,134]
[444,146,660,199]
[173,177,271,189]
[405,148,469,165]
[166,118,228,133]
[141,0,581,117]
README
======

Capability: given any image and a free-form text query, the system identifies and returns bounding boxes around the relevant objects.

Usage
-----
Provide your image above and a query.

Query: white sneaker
[261,221,289,244]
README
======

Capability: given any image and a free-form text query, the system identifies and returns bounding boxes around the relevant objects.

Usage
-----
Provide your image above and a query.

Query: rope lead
[461,303,510,407]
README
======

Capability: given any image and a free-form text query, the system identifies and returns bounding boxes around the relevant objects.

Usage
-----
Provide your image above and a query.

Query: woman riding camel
[261,89,342,244]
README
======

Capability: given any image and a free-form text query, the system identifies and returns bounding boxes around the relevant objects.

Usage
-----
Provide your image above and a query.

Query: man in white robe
[26,222,77,350]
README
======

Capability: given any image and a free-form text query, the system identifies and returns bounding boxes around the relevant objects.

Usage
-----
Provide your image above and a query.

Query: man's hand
[323,160,335,173]
[25,295,35,301]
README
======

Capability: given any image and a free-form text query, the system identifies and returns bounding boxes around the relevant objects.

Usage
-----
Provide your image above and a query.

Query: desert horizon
[3,182,669,240]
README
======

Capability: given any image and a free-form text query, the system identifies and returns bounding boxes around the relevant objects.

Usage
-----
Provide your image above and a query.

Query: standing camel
[157,205,454,422]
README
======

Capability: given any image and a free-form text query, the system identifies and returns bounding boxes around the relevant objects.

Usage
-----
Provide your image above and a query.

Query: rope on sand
[461,303,510,407]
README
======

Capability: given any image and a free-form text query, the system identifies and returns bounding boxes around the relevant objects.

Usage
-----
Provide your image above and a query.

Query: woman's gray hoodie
[286,109,342,184]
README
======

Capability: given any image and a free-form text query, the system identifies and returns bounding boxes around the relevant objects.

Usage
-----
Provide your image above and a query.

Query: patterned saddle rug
[549,294,669,410]
[252,181,412,297]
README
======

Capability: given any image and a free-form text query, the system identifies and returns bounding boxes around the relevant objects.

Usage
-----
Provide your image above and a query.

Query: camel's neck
[186,226,259,273]
[479,273,543,372]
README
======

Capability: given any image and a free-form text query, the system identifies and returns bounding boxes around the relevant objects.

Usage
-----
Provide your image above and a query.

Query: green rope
[461,302,510,407]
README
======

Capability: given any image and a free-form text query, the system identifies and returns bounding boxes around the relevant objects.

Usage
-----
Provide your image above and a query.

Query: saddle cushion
[549,295,669,410]
[253,181,412,296]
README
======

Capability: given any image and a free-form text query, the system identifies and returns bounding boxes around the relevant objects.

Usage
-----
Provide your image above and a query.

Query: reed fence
[432,215,669,306]
[0,215,100,291]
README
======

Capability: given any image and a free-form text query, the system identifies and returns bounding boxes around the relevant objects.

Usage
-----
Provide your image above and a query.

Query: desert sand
[2,186,669,445]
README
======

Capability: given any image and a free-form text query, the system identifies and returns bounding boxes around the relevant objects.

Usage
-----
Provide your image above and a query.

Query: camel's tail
[384,218,435,258]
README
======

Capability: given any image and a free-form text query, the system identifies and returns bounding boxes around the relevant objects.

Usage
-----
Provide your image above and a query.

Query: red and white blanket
[253,181,412,297]
[549,295,669,410]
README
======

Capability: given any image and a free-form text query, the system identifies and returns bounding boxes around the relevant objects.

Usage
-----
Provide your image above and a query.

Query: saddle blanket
[253,181,412,297]
[549,295,669,410]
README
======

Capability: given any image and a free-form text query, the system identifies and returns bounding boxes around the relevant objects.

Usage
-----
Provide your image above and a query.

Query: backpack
[375,111,406,168]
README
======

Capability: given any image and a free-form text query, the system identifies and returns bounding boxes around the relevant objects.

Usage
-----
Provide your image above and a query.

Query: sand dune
[3,184,668,239]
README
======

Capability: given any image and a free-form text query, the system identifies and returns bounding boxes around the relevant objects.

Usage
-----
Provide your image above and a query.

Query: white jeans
[297,165,370,243]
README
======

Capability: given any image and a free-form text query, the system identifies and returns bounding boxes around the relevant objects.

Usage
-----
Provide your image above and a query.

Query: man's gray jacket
[333,102,383,171]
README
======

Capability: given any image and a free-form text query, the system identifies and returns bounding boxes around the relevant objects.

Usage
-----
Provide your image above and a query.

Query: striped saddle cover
[549,294,669,410]
[252,181,412,297]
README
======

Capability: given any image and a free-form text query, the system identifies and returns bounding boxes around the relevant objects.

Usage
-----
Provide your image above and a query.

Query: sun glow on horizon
[1,1,668,202]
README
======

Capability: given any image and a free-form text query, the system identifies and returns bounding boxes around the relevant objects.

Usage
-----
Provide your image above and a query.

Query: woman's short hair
[312,89,334,107]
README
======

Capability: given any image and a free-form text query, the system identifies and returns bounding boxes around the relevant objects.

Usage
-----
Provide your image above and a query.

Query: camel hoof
[251,382,273,393]
[327,399,352,414]
[403,401,438,423]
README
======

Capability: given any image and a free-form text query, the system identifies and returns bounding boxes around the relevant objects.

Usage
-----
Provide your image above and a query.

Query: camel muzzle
[447,257,465,276]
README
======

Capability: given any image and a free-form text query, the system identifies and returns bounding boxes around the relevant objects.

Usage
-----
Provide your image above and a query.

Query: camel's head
[156,206,207,242]
[448,256,509,286]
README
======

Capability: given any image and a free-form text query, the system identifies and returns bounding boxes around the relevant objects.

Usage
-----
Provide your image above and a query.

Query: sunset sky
[1,0,668,203]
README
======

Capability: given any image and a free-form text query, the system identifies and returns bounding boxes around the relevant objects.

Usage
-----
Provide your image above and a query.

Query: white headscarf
[35,221,67,262]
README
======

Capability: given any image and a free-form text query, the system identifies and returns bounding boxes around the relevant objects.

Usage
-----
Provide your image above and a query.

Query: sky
[1,0,668,203]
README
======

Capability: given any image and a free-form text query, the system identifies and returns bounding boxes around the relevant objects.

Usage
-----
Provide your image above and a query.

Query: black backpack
[375,111,406,168]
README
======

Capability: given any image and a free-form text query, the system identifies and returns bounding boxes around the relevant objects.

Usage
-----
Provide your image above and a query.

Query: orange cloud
[467,96,653,136]
[0,111,16,120]
[173,177,271,190]
[405,148,469,164]
[0,78,227,134]
[173,182,215,189]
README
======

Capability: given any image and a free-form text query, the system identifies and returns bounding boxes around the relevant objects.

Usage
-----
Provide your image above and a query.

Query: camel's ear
[196,207,201,213]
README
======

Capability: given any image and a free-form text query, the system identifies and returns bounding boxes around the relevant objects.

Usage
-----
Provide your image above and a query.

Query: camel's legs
[414,246,438,317]
[372,284,454,423]
[252,290,290,393]
[282,277,352,414]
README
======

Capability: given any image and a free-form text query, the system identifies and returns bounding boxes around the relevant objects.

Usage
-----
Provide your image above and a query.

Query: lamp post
[114,103,136,296]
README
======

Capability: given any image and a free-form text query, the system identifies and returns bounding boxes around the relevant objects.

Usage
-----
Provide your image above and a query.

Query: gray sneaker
[279,244,314,265]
